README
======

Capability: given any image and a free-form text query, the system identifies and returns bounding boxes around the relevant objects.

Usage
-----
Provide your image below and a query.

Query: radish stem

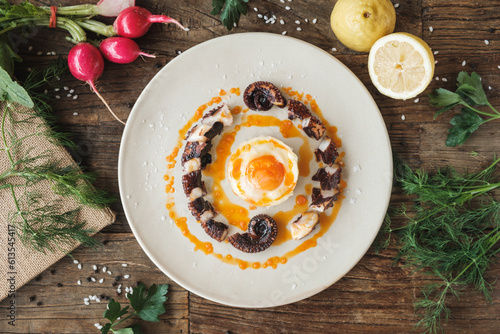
[88,81,126,125]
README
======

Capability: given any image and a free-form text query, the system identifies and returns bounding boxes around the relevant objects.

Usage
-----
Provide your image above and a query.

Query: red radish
[99,37,155,64]
[68,43,126,125]
[113,6,187,39]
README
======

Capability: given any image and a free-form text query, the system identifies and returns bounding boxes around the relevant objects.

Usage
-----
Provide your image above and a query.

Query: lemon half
[368,32,435,100]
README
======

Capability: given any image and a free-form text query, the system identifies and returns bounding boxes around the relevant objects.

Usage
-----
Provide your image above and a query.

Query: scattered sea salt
[77,280,81,285]
[296,27,302,31]
[122,263,128,267]
[73,260,79,264]
[434,50,439,55]
[280,19,285,24]
[442,78,448,82]
[69,89,74,93]
[124,274,130,279]
[304,18,308,23]
[332,47,337,52]
[462,60,467,66]
[435,60,438,64]
[77,263,82,270]
[63,86,69,90]
[73,95,78,100]
[99,278,104,284]
[84,301,90,306]
[352,165,361,173]
[90,277,96,282]
[37,51,42,56]
[488,86,492,90]
[257,14,263,18]
[485,40,490,45]
[107,270,112,275]
[285,6,291,10]
[67,93,72,98]
[282,31,287,35]
[435,77,439,81]
[73,112,78,116]
[350,198,357,204]
[295,20,300,24]
[28,46,33,51]
[54,88,60,92]
[401,115,406,120]
[253,7,258,11]
[102,266,107,273]
[312,18,317,24]
[414,98,420,103]
[429,26,434,33]
[92,265,97,271]
[394,3,400,8]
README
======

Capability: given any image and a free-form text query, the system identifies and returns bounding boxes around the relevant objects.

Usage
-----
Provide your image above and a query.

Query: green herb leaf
[211,0,249,31]
[128,284,169,322]
[104,299,129,323]
[100,323,112,334]
[0,65,33,107]
[456,72,488,105]
[445,108,484,147]
[429,88,461,118]
[0,36,22,78]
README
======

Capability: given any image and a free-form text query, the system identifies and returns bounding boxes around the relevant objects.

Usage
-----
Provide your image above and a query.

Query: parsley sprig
[211,0,249,31]
[430,71,499,147]
[101,284,169,334]
[381,157,500,333]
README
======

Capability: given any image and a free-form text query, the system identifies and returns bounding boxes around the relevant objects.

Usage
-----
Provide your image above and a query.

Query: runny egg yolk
[246,155,285,191]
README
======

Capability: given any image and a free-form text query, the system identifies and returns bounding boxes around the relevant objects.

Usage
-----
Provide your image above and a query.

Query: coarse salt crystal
[394,3,400,8]
[280,0,284,2]
[282,31,287,35]
[28,46,33,51]
[280,19,285,24]
[37,51,42,56]
[84,298,89,302]
[401,115,406,120]
[485,40,490,45]
[462,60,466,66]
[99,278,104,284]
[77,280,81,285]
[332,48,337,52]
[67,93,72,97]
[264,15,268,20]
[54,88,60,92]
[257,14,262,18]
[63,86,69,90]
[77,263,82,270]
[55,95,60,99]
[350,198,357,204]
[488,86,492,90]
[124,274,130,279]
[414,98,420,103]
[46,52,51,56]
[434,50,439,55]
[90,277,96,282]
[442,78,448,82]
[107,270,112,275]
[296,27,302,31]
[305,18,308,23]
[102,266,107,273]
[435,60,438,64]
[285,6,291,10]
[92,265,97,271]
[312,18,317,24]
[122,263,128,267]
[84,301,90,305]
[73,259,79,264]
[253,7,258,11]
[69,89,74,93]
[73,112,78,116]
[429,26,434,32]
[295,20,300,24]
[73,95,78,100]
[51,51,56,56]
[435,77,439,81]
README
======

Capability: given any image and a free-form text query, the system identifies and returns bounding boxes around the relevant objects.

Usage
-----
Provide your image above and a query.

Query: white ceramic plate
[118,32,392,308]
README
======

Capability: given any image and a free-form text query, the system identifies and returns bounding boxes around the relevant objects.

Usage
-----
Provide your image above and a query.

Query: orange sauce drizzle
[163,87,345,270]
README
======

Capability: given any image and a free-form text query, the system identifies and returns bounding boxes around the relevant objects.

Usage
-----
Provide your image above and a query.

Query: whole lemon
[330,0,396,52]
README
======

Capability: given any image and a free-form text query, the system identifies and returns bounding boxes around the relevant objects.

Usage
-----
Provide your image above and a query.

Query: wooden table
[1,0,499,332]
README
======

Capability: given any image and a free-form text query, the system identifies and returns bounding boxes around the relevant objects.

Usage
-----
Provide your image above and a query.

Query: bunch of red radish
[68,6,187,125]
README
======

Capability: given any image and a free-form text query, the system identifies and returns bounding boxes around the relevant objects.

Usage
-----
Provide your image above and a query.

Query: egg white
[227,136,299,207]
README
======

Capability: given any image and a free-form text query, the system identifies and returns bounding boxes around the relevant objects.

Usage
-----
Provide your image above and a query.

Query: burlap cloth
[0,101,115,302]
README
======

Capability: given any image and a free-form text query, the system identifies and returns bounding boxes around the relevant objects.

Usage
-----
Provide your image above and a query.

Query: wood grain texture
[0,0,500,332]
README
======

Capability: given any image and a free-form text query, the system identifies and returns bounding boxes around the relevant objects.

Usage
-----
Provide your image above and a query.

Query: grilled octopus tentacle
[228,214,278,253]
[243,81,287,111]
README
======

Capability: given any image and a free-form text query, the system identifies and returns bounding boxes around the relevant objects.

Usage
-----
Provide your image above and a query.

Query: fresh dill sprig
[0,61,114,253]
[383,157,500,333]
